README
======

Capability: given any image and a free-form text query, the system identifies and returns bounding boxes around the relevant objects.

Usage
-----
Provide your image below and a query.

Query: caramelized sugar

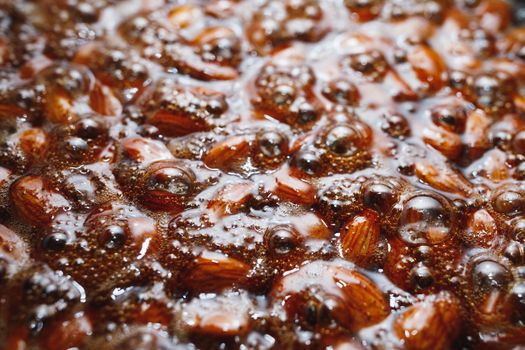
[0,0,524,349]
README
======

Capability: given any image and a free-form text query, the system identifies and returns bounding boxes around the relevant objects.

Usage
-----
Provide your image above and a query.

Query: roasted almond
[19,128,48,159]
[422,126,463,160]
[168,4,203,29]
[203,135,251,171]
[120,137,173,164]
[274,169,316,205]
[340,209,380,266]
[415,159,472,196]
[149,109,210,137]
[89,82,123,116]
[273,261,389,332]
[407,45,446,92]
[331,267,390,331]
[463,209,498,247]
[464,109,491,159]
[44,87,76,124]
[11,176,69,227]
[207,182,255,216]
[183,252,250,293]
[394,292,461,350]
[180,292,252,337]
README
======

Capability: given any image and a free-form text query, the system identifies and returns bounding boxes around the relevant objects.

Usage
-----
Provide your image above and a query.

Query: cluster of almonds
[0,0,525,349]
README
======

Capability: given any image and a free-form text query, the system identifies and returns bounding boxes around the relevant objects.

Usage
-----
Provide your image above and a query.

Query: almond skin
[207,182,255,216]
[463,209,498,247]
[340,209,380,266]
[44,87,75,124]
[407,45,446,92]
[272,261,390,332]
[11,176,69,227]
[183,252,250,293]
[394,292,461,350]
[415,159,472,196]
[331,267,390,331]
[19,128,48,159]
[422,126,463,160]
[274,169,316,205]
[464,109,491,159]
[203,135,251,171]
[120,137,173,164]
[149,109,210,137]
[89,82,123,116]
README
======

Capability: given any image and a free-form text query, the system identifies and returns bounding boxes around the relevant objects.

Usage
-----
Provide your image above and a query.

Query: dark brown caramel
[0,0,524,349]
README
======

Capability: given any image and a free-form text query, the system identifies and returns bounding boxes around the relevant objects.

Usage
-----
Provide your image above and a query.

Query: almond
[203,136,251,171]
[331,267,390,331]
[11,176,69,227]
[162,44,238,81]
[340,210,380,266]
[44,87,75,124]
[464,209,498,247]
[273,261,389,332]
[168,4,202,29]
[193,26,236,46]
[274,169,316,205]
[19,128,48,159]
[289,212,331,240]
[464,109,491,159]
[89,82,122,116]
[183,252,250,293]
[20,55,53,79]
[207,182,255,216]
[415,159,472,196]
[149,110,210,137]
[180,292,252,337]
[407,45,446,92]
[422,126,463,160]
[468,149,510,182]
[394,292,461,350]
[120,137,173,164]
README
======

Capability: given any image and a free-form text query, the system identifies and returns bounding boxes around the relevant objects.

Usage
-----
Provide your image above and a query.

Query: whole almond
[464,109,491,159]
[203,136,251,171]
[463,209,498,247]
[394,292,461,350]
[120,137,173,164]
[89,82,123,116]
[44,87,75,124]
[183,252,250,293]
[407,45,445,92]
[415,159,472,196]
[340,210,380,266]
[207,182,255,216]
[274,169,316,205]
[422,126,463,160]
[149,109,210,137]
[331,267,390,331]
[11,176,69,227]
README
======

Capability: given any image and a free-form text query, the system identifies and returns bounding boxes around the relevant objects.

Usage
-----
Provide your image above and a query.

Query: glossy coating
[0,0,524,349]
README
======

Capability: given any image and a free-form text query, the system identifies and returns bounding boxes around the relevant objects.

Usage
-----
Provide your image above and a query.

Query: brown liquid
[0,0,524,349]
